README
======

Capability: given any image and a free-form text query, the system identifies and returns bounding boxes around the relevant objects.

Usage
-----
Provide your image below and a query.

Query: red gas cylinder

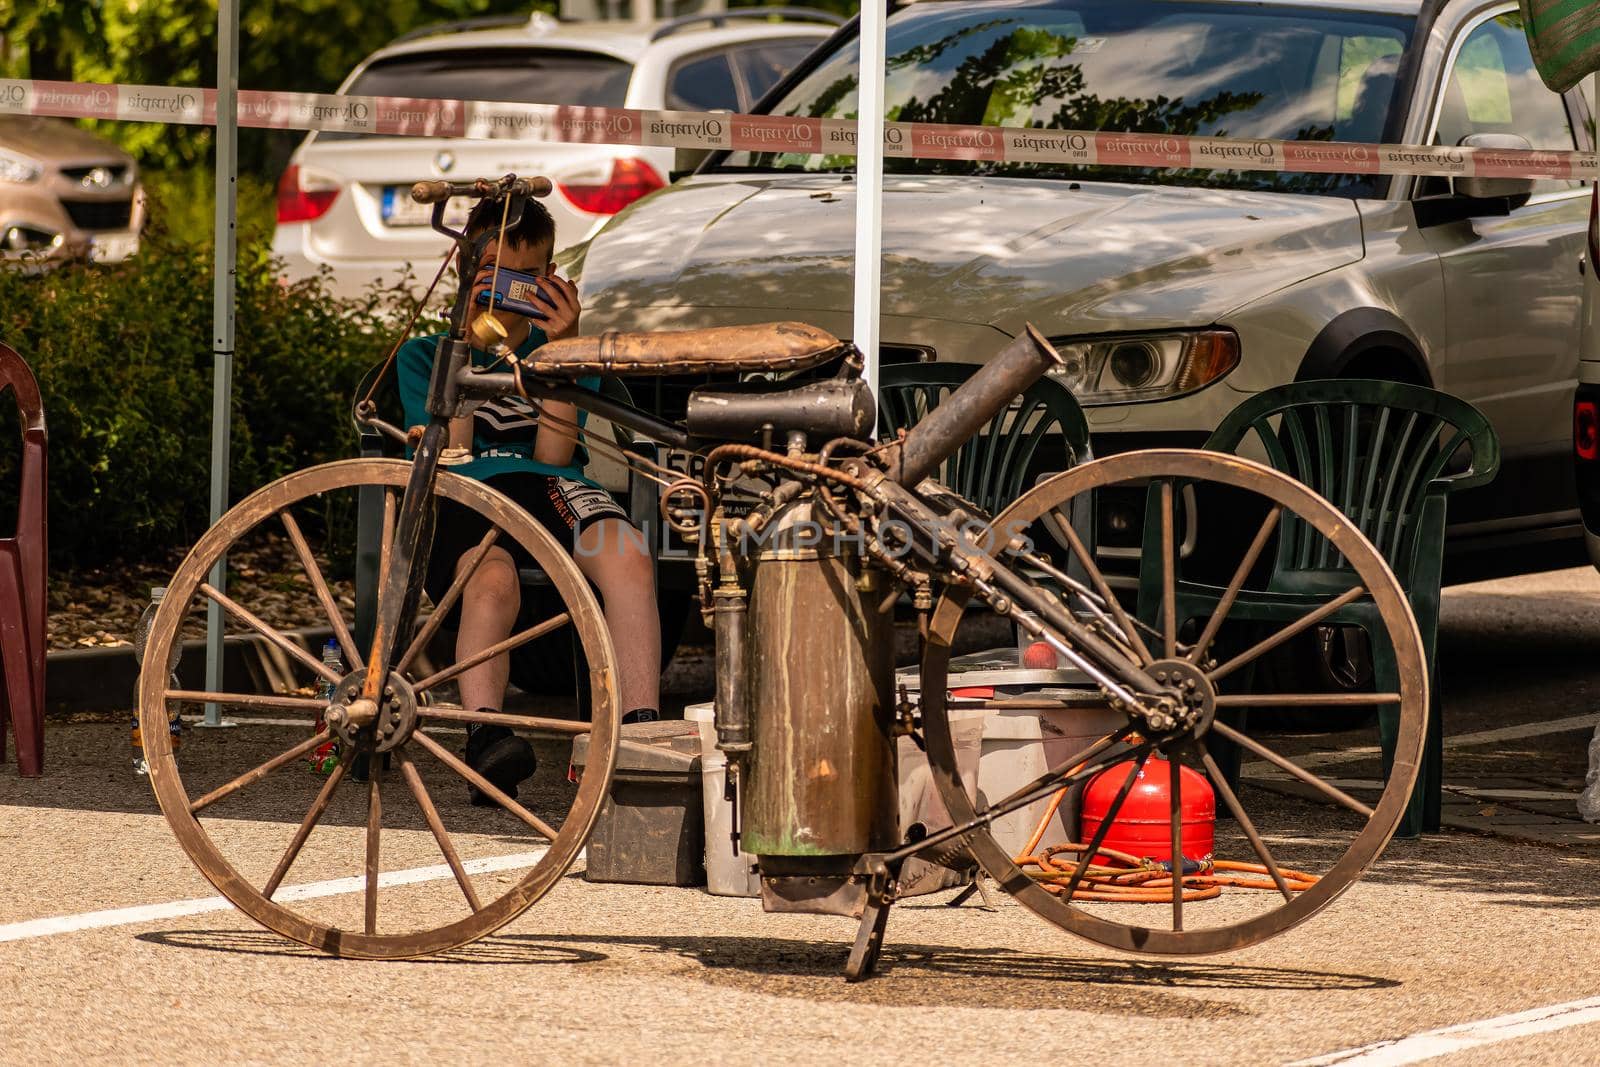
[1080,757,1215,866]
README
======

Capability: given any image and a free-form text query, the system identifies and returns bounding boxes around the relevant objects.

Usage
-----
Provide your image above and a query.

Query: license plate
[88,233,139,263]
[381,185,471,228]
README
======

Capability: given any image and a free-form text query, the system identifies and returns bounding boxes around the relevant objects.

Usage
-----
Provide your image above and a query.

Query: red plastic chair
[0,342,46,776]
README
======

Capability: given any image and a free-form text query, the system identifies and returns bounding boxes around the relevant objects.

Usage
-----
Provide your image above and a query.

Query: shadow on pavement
[135,928,605,967]
[134,927,1396,1013]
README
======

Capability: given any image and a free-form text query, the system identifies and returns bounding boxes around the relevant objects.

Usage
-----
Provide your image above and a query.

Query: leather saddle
[523,322,849,377]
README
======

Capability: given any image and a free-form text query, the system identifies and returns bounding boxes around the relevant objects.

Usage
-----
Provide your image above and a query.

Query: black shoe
[621,708,660,725]
[465,722,536,806]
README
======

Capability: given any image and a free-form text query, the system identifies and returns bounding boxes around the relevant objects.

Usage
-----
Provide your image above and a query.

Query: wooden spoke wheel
[921,449,1428,955]
[138,459,618,958]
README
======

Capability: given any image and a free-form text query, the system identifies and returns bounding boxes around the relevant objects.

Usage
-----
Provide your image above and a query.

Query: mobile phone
[475,267,550,320]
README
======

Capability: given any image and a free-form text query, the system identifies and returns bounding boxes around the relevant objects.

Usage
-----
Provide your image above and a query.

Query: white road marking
[1244,712,1600,773]
[1290,994,1600,1065]
[0,849,550,944]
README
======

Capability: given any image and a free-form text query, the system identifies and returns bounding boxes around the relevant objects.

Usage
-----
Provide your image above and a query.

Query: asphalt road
[2,567,1599,1065]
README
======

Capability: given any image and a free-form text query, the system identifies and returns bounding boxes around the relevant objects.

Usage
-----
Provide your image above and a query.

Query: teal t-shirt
[396,330,602,485]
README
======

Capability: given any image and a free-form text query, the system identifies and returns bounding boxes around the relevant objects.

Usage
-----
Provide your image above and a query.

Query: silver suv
[272,9,836,299]
[574,0,1597,584]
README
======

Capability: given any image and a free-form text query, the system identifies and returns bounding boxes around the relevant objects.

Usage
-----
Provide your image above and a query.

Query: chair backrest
[0,342,47,543]
[1204,378,1500,586]
[877,361,1091,516]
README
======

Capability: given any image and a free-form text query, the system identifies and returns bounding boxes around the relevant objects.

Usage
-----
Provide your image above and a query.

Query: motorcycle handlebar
[410,175,553,204]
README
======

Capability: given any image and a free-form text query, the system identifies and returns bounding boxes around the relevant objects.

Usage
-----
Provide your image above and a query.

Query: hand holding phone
[474,267,550,320]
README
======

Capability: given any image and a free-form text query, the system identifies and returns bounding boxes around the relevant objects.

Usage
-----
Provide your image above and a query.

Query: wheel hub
[324,670,419,753]
[1143,657,1216,739]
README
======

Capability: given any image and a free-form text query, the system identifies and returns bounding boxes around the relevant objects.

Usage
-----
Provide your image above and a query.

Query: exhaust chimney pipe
[881,324,1067,487]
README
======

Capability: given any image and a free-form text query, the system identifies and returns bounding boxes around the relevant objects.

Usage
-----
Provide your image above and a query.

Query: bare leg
[454,546,521,713]
[573,518,660,714]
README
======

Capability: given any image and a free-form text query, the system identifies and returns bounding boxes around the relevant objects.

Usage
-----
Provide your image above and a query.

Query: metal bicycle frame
[351,181,1205,980]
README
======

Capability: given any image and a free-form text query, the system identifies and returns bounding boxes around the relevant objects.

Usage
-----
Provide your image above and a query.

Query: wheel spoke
[411,729,560,839]
[421,706,591,735]
[1194,744,1294,902]
[167,690,325,714]
[199,582,343,686]
[1213,692,1401,707]
[1208,585,1366,684]
[1051,507,1153,666]
[397,752,482,912]
[1169,753,1183,932]
[1211,721,1375,818]
[189,731,331,813]
[1188,505,1281,666]
[1063,750,1151,901]
[279,508,363,671]
[365,758,383,935]
[397,527,501,675]
[1160,479,1177,659]
[264,761,347,898]
[983,727,1132,818]
[412,612,571,693]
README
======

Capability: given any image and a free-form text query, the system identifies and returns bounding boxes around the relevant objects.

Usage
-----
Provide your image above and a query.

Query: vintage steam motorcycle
[137,176,1426,978]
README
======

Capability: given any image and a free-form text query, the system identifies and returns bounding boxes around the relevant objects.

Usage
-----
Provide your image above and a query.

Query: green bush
[0,227,433,569]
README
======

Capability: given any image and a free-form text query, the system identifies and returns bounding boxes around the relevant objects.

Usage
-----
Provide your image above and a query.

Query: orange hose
[1014,789,1320,902]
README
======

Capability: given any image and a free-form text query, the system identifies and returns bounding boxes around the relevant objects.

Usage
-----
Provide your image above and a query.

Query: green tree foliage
[0,232,434,568]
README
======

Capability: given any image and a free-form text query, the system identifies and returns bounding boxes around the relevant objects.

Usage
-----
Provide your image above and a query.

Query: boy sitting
[396,197,661,803]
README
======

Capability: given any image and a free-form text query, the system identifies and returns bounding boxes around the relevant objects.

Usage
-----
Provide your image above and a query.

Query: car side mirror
[1452,133,1537,202]
[670,146,713,182]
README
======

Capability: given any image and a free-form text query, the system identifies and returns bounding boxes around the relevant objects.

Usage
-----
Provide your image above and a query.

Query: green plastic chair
[1138,379,1500,837]
[876,361,1092,515]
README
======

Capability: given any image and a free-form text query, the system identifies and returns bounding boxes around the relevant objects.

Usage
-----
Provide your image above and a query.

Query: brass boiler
[740,498,897,875]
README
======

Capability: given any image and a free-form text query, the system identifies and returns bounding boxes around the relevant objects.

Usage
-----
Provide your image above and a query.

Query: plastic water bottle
[131,586,180,774]
[1579,720,1600,823]
[309,639,344,775]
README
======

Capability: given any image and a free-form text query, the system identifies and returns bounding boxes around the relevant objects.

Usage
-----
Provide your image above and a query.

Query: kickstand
[947,873,999,911]
[844,855,900,982]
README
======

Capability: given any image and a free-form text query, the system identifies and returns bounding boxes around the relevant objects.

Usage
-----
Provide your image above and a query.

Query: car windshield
[320,47,633,140]
[716,0,1414,196]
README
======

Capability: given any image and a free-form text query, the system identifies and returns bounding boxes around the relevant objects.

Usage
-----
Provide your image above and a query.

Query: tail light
[1578,399,1600,461]
[276,164,339,224]
[557,157,665,216]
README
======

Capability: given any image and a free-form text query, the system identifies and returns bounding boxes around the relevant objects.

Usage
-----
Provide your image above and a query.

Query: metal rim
[138,459,619,959]
[921,449,1428,955]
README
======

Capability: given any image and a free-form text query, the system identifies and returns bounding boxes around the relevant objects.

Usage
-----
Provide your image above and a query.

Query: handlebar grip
[409,180,455,204]
[410,176,554,204]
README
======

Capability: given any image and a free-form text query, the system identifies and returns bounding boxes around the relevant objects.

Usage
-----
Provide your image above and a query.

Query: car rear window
[320,47,633,140]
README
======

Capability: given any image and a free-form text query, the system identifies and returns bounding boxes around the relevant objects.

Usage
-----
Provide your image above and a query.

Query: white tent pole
[853,0,888,432]
[201,0,240,729]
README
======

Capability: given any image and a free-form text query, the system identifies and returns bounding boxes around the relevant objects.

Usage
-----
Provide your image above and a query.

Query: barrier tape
[4,77,1597,181]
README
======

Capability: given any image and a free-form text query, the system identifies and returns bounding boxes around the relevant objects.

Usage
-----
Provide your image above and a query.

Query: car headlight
[1046,329,1240,405]
[0,149,42,184]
